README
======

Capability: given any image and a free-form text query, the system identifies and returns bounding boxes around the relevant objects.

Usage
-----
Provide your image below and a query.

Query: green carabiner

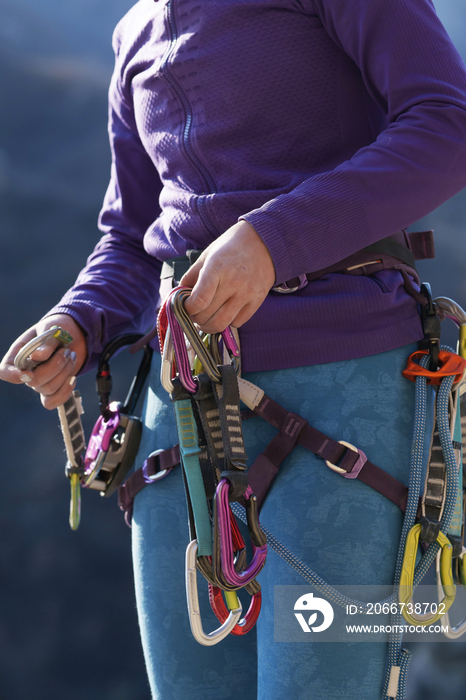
[399,523,456,625]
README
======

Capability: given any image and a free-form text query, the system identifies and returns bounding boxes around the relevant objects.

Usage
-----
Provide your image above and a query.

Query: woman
[2,0,466,697]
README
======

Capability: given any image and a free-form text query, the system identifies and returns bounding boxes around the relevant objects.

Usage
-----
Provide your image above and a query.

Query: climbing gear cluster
[156,286,267,643]
[15,328,153,530]
[14,275,466,698]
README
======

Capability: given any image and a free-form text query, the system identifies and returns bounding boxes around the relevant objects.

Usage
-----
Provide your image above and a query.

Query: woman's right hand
[0,314,88,410]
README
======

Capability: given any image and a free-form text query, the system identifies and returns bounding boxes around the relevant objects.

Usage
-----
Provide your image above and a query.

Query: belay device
[14,329,152,529]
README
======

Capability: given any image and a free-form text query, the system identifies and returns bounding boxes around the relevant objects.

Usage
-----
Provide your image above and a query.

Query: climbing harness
[116,277,466,700]
[17,253,466,696]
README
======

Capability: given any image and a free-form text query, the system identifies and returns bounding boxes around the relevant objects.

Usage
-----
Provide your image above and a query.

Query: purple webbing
[216,480,267,586]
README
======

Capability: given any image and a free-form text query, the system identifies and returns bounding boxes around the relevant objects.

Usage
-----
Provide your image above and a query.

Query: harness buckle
[272,274,308,294]
[325,440,367,479]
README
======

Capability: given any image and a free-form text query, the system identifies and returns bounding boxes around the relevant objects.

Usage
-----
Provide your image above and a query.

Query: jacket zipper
[161,0,217,195]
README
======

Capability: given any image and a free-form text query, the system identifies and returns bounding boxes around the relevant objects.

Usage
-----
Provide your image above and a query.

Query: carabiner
[436,547,466,638]
[14,326,73,371]
[160,325,176,393]
[399,523,456,625]
[209,583,262,635]
[165,292,198,393]
[170,288,240,383]
[185,540,242,646]
[214,480,267,587]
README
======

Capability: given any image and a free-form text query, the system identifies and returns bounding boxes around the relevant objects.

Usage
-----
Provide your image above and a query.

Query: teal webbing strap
[174,398,212,556]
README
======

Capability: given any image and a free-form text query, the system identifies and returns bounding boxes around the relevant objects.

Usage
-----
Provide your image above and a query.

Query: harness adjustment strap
[118,445,180,525]
[250,393,412,514]
[247,404,308,510]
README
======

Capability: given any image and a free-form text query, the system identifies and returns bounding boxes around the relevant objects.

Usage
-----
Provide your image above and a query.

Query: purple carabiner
[166,296,197,393]
[215,480,267,587]
[221,327,240,358]
[82,403,120,485]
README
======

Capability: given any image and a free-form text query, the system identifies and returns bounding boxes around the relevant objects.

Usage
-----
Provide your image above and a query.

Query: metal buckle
[142,448,172,483]
[272,274,308,294]
[325,440,367,479]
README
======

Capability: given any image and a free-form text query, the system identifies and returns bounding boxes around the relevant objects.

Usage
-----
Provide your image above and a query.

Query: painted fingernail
[70,351,77,362]
[64,349,71,359]
[20,374,32,383]
[69,376,76,386]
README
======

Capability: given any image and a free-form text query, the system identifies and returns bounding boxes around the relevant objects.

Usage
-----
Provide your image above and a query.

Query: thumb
[179,256,204,289]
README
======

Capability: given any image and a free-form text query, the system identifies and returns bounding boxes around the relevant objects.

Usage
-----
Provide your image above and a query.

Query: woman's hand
[0,314,88,410]
[181,221,275,333]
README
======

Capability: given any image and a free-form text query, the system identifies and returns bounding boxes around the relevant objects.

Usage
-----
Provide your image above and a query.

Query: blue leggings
[131,343,432,700]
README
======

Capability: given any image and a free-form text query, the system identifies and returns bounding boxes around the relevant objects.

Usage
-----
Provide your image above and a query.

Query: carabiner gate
[399,523,456,625]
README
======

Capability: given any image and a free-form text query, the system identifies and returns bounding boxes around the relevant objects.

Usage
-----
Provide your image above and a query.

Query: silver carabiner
[436,547,466,639]
[185,539,242,646]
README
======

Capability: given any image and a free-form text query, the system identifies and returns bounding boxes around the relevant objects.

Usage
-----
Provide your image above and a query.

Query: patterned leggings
[131,343,432,700]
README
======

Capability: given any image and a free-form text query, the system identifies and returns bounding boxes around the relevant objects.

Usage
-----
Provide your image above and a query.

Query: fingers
[0,327,39,385]
[180,221,276,333]
[181,258,220,317]
[27,347,79,410]
[0,313,88,410]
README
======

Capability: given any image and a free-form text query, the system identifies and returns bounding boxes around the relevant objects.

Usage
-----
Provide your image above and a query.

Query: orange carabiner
[402,350,466,385]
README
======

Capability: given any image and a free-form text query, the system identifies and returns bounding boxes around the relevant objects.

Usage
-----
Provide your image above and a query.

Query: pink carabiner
[165,291,197,393]
[215,480,267,587]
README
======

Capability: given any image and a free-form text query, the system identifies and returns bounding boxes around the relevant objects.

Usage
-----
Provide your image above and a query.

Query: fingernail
[69,376,76,386]
[64,349,71,359]
[20,374,32,383]
[70,351,77,362]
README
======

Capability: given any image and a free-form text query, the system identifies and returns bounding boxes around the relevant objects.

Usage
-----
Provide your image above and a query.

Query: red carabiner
[402,350,466,385]
[208,584,262,635]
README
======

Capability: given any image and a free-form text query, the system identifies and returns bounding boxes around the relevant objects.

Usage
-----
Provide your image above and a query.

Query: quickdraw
[157,286,266,644]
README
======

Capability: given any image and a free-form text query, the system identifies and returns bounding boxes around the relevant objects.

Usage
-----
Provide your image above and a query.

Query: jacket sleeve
[45,53,164,372]
[241,0,466,285]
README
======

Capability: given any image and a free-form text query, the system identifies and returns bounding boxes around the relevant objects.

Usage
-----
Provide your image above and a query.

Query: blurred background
[0,0,466,698]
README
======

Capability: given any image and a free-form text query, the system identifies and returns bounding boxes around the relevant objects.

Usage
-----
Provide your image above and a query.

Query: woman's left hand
[181,221,275,333]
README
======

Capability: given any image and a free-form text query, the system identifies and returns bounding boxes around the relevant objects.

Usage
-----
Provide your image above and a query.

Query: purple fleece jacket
[47,0,466,373]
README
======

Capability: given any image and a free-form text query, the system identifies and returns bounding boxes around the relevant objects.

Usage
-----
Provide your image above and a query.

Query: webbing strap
[118,444,180,525]
[249,393,410,513]
[214,365,248,471]
[421,390,446,525]
[174,398,212,556]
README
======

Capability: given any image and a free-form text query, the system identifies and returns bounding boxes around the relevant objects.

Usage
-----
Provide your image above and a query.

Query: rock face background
[0,1,465,698]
